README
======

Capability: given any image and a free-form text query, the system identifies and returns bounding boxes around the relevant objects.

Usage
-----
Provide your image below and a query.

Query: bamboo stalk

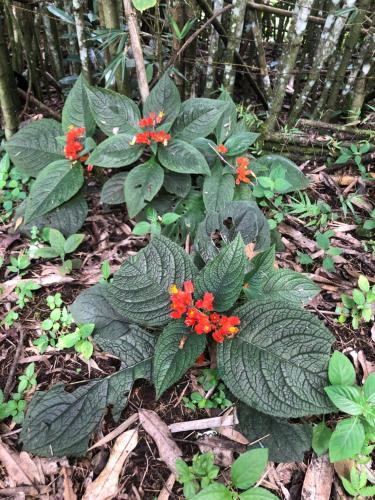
[205,0,224,96]
[72,0,92,83]
[223,0,247,93]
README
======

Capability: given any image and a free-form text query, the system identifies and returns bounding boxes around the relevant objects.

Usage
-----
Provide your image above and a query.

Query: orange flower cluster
[169,281,240,343]
[131,111,171,147]
[216,144,228,154]
[64,127,86,161]
[235,156,255,185]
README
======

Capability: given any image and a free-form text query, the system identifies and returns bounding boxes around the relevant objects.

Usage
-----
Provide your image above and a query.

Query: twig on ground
[4,326,25,399]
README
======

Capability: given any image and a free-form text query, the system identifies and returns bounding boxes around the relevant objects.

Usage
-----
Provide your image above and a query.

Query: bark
[263,0,315,133]
[102,0,126,93]
[73,0,92,82]
[183,1,197,97]
[63,0,80,74]
[205,0,224,96]
[248,10,271,98]
[42,13,64,80]
[223,0,247,93]
[123,0,150,103]
[169,0,186,97]
[0,10,19,138]
[288,0,357,125]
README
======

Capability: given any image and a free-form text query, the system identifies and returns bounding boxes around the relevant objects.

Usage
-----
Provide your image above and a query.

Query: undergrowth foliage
[6,71,338,462]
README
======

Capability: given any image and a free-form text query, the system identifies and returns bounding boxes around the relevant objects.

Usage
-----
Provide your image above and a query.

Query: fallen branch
[17,89,61,121]
[169,414,238,433]
[297,119,375,138]
[4,326,25,399]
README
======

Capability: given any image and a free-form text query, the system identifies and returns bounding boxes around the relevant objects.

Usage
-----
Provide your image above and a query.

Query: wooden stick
[169,414,238,433]
[4,327,25,399]
[17,88,61,121]
[123,0,149,104]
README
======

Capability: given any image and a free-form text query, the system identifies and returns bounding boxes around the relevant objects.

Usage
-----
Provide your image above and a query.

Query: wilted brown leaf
[302,455,333,500]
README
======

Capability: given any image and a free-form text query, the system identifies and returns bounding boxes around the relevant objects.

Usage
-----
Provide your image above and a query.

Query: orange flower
[235,156,254,185]
[64,127,86,161]
[195,292,214,311]
[217,144,228,154]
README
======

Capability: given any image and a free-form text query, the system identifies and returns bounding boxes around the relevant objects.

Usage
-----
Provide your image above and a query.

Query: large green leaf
[218,298,334,417]
[192,137,218,166]
[153,321,206,398]
[20,359,151,457]
[195,201,270,262]
[231,448,268,489]
[224,132,260,156]
[62,74,96,136]
[70,284,156,368]
[101,172,128,205]
[244,266,320,305]
[195,234,246,312]
[215,90,237,144]
[163,171,191,198]
[237,404,312,462]
[329,417,365,462]
[85,85,140,136]
[107,235,197,326]
[203,162,235,211]
[17,194,88,237]
[4,119,64,177]
[251,155,309,192]
[158,139,210,175]
[143,71,181,128]
[124,159,164,218]
[24,161,84,223]
[172,98,227,141]
[88,133,144,168]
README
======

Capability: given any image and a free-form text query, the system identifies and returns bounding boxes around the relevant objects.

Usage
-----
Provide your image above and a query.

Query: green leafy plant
[6,251,31,276]
[0,363,37,424]
[252,165,291,199]
[312,351,375,463]
[132,207,180,235]
[335,142,372,181]
[183,369,232,410]
[36,228,85,274]
[287,192,332,228]
[176,449,277,499]
[57,323,95,360]
[15,280,41,308]
[168,16,195,41]
[100,260,112,283]
[340,464,375,498]
[0,152,29,222]
[315,230,343,272]
[2,310,19,328]
[20,231,333,459]
[336,275,375,329]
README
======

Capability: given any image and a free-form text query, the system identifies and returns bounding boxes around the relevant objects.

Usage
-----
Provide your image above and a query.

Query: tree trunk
[72,0,92,82]
[223,0,247,93]
[205,0,224,96]
[43,13,64,80]
[102,0,126,93]
[248,10,271,98]
[0,11,20,138]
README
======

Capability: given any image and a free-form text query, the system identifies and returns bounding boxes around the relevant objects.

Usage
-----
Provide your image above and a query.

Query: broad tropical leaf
[143,71,181,128]
[20,359,151,457]
[224,132,260,156]
[172,98,226,141]
[85,85,140,135]
[88,133,144,167]
[153,321,206,398]
[218,298,334,417]
[195,234,246,312]
[158,139,210,175]
[62,74,96,136]
[251,155,309,192]
[107,235,197,326]
[70,284,156,367]
[203,163,235,211]
[124,159,164,217]
[163,171,191,197]
[24,161,84,223]
[237,404,312,462]
[215,90,237,144]
[4,119,64,177]
[101,172,128,205]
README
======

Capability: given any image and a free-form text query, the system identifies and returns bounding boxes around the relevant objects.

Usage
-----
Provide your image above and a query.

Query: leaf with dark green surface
[153,321,206,398]
[195,201,270,262]
[312,421,332,456]
[85,85,140,135]
[328,351,356,386]
[158,139,210,175]
[244,268,320,305]
[329,417,365,462]
[238,404,312,462]
[101,172,128,205]
[215,91,237,144]
[144,71,181,128]
[24,161,84,223]
[163,171,192,197]
[192,138,218,166]
[64,233,85,254]
[107,235,197,326]
[195,234,245,312]
[244,246,275,289]
[124,160,164,218]
[88,133,144,167]
[70,284,156,367]
[218,299,334,418]
[231,448,268,489]
[251,155,309,192]
[17,194,88,237]
[203,163,235,211]
[224,132,260,156]
[172,98,226,141]
[62,74,96,136]
[20,359,151,457]
[4,119,64,177]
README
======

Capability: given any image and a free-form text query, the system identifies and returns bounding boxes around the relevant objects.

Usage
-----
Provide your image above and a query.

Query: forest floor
[1,107,375,499]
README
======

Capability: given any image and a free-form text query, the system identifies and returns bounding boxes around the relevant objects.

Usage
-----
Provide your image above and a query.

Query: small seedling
[57,323,95,360]
[297,251,314,266]
[0,153,29,222]
[0,363,37,424]
[2,310,19,328]
[6,252,31,276]
[15,280,41,308]
[132,207,180,236]
[252,166,291,200]
[315,230,342,272]
[336,275,375,329]
[335,142,372,181]
[36,228,85,274]
[99,260,111,283]
[175,452,219,498]
[183,369,232,410]
[287,192,332,228]
[168,16,195,40]
[340,464,375,498]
